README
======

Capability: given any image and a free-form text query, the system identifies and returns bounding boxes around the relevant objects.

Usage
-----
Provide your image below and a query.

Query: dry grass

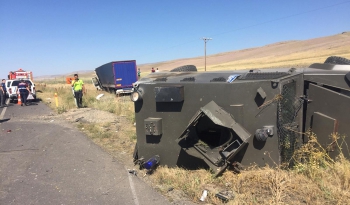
[150,133,350,205]
[76,121,136,164]
[200,48,350,71]
[36,83,134,117]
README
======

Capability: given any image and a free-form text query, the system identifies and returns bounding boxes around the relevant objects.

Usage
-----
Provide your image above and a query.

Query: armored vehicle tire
[170,65,197,72]
[324,56,350,65]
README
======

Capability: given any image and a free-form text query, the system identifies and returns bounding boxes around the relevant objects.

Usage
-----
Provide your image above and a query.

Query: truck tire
[170,65,197,72]
[324,56,350,65]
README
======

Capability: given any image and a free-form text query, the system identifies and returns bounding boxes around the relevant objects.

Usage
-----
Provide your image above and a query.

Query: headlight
[130,91,142,102]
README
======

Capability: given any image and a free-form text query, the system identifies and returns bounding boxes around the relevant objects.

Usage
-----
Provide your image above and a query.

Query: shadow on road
[27,102,39,106]
[0,118,10,123]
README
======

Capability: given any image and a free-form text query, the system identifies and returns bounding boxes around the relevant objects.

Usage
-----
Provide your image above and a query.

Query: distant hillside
[37,31,350,80]
[137,31,350,72]
[36,70,93,80]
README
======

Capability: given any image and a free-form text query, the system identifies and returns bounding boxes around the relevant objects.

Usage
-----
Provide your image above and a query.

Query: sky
[1,0,350,78]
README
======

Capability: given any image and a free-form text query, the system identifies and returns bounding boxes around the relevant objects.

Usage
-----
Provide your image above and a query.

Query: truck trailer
[92,60,138,94]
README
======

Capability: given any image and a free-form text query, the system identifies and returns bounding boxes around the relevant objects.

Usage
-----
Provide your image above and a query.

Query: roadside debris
[143,155,160,171]
[215,190,235,202]
[199,190,208,201]
[203,184,235,203]
[127,169,137,176]
[75,117,84,122]
[96,94,104,100]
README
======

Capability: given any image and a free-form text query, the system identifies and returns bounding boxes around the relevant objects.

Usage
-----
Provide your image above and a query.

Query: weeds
[149,132,350,205]
[56,105,67,114]
[36,83,134,116]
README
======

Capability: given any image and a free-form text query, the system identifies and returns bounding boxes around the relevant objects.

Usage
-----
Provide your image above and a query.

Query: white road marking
[0,99,9,120]
[126,167,140,205]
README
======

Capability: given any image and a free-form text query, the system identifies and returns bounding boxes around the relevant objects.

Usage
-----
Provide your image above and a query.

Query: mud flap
[177,101,251,176]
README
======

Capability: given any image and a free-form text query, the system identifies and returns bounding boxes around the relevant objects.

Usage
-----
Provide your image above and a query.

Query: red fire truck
[8,68,33,81]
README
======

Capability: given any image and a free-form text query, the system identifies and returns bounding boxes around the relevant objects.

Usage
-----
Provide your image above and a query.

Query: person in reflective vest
[18,80,30,106]
[71,74,85,108]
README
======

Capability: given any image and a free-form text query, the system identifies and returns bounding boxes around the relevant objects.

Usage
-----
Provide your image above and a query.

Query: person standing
[0,80,5,108]
[155,68,159,72]
[151,67,155,73]
[17,80,30,106]
[1,79,7,105]
[71,74,85,108]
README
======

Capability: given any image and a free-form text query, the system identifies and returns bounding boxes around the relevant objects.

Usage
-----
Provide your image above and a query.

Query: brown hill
[138,31,350,72]
[37,31,350,80]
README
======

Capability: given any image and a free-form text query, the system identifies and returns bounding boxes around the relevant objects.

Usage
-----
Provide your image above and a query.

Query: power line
[202,37,212,71]
[137,1,350,61]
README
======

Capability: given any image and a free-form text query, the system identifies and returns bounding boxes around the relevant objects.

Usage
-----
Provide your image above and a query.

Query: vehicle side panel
[135,75,303,168]
[95,62,115,88]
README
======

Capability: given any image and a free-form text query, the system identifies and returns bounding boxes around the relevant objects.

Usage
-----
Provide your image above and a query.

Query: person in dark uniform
[0,79,5,108]
[1,79,7,107]
[17,80,30,106]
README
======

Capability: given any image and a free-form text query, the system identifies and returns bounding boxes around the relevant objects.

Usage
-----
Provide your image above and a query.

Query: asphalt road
[0,101,180,205]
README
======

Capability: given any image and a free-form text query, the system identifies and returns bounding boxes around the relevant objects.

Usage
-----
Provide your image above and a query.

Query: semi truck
[92,60,138,94]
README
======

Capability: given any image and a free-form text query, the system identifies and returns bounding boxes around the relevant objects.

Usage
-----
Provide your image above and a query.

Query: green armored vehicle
[131,56,350,175]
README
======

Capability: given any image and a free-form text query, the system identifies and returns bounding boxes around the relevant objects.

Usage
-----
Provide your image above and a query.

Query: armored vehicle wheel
[324,56,350,65]
[170,65,197,72]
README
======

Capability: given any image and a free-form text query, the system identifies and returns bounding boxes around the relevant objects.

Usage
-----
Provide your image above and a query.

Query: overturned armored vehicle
[131,57,350,175]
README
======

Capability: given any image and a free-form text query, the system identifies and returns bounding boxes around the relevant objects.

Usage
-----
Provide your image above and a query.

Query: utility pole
[202,37,212,71]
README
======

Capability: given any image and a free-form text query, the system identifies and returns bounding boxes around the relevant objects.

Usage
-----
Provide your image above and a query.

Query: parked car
[7,79,36,103]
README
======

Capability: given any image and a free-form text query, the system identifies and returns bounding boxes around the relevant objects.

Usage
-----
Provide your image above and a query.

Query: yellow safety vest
[72,79,84,91]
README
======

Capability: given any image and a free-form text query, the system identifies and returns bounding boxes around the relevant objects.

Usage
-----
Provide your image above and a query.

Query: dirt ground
[60,108,119,123]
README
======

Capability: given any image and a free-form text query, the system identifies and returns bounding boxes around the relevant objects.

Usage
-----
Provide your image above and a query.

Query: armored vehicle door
[177,101,251,175]
[304,83,350,159]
